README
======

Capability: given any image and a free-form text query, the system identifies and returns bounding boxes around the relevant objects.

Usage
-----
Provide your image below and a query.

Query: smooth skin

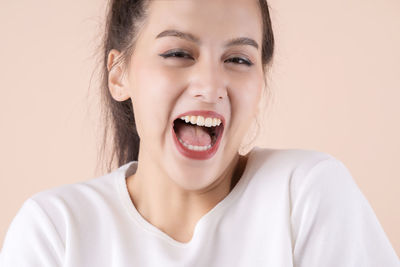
[107,0,265,243]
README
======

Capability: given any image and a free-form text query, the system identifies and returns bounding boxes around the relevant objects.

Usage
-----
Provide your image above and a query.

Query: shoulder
[1,161,135,264]
[3,161,135,247]
[247,146,342,179]
[30,167,118,209]
[246,146,354,201]
[248,148,369,228]
[30,161,134,205]
[18,161,134,237]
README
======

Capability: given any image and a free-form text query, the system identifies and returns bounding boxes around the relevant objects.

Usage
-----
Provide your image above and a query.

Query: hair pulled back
[99,0,274,172]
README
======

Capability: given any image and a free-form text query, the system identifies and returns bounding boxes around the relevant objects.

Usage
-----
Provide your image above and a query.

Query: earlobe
[107,49,130,102]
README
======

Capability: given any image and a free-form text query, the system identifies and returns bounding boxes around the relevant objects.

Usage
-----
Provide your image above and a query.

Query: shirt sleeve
[0,198,64,267]
[291,158,400,267]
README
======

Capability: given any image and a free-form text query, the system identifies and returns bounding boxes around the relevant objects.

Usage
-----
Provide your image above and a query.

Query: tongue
[176,124,212,146]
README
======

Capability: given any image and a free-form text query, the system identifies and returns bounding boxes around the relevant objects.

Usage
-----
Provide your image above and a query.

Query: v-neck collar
[114,148,258,248]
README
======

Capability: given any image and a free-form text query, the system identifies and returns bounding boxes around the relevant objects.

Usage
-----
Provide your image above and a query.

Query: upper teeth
[180,115,221,127]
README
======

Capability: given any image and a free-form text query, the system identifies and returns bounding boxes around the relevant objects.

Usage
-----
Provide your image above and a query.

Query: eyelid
[159,49,254,66]
[225,56,253,66]
[158,49,194,59]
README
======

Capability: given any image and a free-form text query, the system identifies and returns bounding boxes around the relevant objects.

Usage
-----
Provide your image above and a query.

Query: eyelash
[159,50,254,66]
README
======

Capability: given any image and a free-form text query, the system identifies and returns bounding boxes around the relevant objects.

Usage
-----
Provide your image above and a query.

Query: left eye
[159,50,253,67]
[225,57,253,66]
[159,50,194,60]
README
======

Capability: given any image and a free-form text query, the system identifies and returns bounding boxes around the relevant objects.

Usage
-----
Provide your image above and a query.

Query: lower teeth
[178,137,212,151]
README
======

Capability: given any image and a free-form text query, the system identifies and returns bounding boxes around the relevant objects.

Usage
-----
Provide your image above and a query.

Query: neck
[125,148,246,243]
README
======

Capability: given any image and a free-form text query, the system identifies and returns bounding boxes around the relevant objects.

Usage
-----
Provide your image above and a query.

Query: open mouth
[171,113,225,159]
[173,117,223,149]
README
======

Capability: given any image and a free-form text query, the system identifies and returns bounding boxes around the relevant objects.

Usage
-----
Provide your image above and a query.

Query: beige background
[0,0,399,256]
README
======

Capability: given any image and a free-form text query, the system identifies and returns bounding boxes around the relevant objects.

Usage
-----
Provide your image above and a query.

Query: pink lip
[171,110,225,160]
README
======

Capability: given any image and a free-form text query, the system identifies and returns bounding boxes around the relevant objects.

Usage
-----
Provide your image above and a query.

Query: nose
[188,57,228,104]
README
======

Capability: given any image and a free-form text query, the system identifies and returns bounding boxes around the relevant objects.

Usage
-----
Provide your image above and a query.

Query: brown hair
[99,0,274,172]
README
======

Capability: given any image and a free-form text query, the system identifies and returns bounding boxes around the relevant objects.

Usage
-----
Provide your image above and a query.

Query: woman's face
[122,0,265,190]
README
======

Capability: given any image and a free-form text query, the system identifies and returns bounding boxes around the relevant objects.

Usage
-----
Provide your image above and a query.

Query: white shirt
[1,147,399,266]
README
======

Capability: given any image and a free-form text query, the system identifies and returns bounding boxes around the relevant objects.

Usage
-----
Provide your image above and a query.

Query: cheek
[133,60,187,99]
[129,64,186,138]
[232,73,263,115]
[228,73,263,139]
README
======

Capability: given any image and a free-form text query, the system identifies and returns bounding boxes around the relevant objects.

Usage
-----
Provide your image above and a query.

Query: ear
[107,49,130,102]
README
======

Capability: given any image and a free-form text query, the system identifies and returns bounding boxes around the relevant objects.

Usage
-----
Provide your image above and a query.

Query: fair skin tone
[107,0,265,243]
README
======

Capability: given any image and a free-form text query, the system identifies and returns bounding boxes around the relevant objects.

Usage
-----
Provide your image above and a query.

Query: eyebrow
[155,29,259,50]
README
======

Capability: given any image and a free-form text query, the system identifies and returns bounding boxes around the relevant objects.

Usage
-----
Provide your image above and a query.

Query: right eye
[159,50,194,60]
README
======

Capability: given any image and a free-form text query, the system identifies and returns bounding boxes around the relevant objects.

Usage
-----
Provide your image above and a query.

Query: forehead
[142,0,262,45]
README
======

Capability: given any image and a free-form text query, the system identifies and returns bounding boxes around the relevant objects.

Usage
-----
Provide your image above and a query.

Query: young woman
[1,0,399,266]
